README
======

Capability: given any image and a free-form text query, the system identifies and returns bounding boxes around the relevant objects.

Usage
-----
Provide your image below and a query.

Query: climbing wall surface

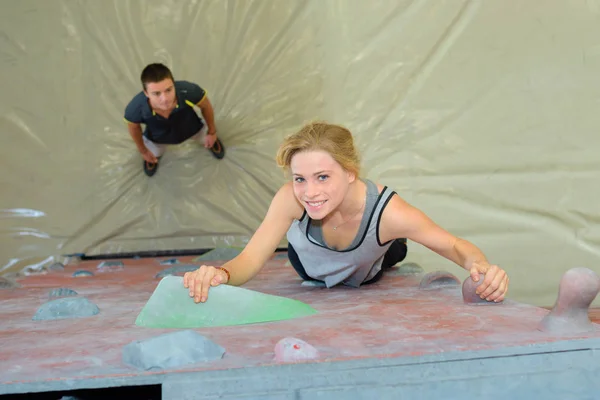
[2,0,600,309]
[1,256,600,398]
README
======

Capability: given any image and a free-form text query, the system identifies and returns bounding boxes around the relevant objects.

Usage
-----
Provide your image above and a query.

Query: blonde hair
[276,121,361,177]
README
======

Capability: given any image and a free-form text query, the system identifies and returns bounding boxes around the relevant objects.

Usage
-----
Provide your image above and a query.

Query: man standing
[124,63,225,176]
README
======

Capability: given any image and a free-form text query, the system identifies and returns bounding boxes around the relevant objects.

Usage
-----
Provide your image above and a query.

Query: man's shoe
[209,138,225,160]
[143,158,160,177]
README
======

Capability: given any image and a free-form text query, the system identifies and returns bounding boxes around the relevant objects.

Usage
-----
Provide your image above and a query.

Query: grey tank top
[286,179,397,288]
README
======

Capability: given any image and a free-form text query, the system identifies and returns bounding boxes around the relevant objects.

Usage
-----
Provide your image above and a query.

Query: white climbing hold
[273,337,319,363]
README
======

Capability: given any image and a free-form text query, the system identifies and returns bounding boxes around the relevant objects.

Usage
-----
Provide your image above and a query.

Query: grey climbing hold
[274,337,320,363]
[389,262,424,276]
[49,288,78,299]
[462,273,502,305]
[73,270,94,277]
[64,253,84,266]
[155,264,199,278]
[419,270,460,290]
[32,297,100,321]
[159,258,179,265]
[48,262,65,271]
[97,260,124,267]
[0,277,20,289]
[538,267,600,334]
[194,247,243,261]
[122,330,225,371]
[273,252,289,260]
[97,261,124,271]
[301,280,327,288]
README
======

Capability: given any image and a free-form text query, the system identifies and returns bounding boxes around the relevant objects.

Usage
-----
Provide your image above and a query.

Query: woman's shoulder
[366,180,410,216]
[366,179,398,198]
[273,181,305,221]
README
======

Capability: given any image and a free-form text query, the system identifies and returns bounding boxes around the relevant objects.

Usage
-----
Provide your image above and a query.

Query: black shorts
[287,238,408,285]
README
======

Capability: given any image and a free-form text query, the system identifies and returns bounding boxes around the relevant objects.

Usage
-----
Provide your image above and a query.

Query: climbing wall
[1,253,599,398]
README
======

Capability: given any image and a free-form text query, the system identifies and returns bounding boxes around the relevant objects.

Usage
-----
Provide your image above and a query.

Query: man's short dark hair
[141,63,174,90]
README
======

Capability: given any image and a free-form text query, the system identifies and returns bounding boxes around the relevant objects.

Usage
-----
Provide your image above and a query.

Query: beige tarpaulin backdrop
[1,0,599,307]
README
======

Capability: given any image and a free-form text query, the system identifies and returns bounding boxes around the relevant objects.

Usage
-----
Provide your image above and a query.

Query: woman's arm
[379,194,509,302]
[224,182,303,285]
[184,182,303,302]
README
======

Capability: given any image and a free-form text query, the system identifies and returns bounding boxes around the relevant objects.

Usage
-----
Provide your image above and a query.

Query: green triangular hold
[192,247,244,262]
[135,276,318,328]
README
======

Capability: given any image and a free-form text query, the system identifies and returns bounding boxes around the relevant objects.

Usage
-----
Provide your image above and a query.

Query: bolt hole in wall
[0,385,162,400]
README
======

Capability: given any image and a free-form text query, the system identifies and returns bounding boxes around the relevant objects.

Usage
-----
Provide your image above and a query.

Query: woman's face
[290,150,355,220]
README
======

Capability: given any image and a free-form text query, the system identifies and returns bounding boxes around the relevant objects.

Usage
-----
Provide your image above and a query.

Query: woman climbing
[183,122,509,304]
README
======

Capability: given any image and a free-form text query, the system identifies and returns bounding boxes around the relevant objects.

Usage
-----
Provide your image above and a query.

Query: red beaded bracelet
[217,267,230,282]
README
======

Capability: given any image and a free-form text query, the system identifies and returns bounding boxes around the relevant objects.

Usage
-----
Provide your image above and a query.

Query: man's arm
[181,81,218,147]
[126,122,157,163]
[123,95,157,160]
[126,122,146,152]
[197,96,217,135]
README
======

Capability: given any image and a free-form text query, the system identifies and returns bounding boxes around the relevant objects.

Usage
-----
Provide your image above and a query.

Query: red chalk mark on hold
[538,267,600,334]
[274,337,319,363]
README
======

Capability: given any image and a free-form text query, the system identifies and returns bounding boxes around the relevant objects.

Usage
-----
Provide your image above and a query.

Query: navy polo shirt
[124,80,206,144]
